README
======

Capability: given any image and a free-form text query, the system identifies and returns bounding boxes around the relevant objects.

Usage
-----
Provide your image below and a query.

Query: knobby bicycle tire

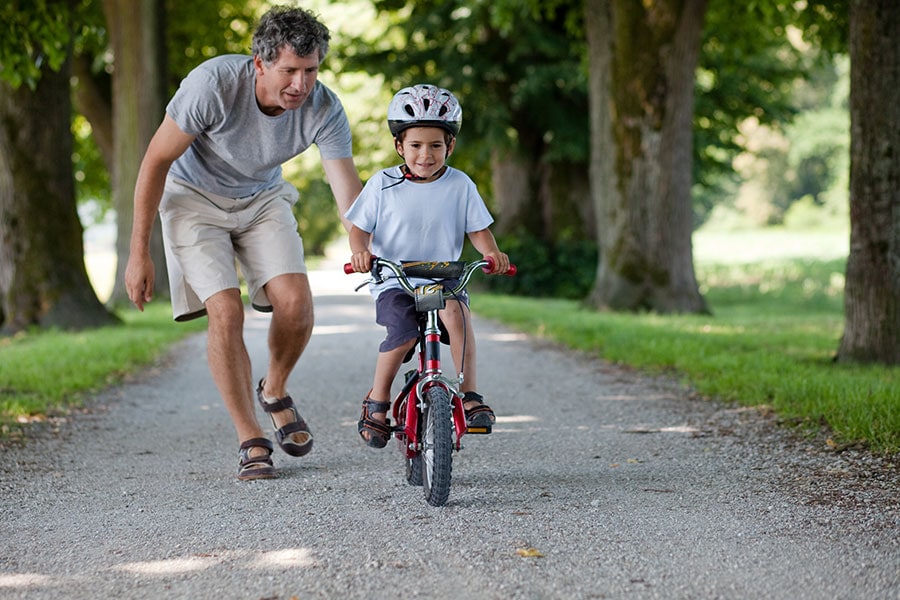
[405,454,423,486]
[421,386,453,506]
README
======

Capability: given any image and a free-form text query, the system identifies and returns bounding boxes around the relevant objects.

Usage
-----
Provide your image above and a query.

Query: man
[124,6,362,480]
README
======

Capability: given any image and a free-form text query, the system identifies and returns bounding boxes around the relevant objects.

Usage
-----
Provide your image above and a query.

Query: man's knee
[206,289,245,319]
[204,290,246,340]
[267,274,314,327]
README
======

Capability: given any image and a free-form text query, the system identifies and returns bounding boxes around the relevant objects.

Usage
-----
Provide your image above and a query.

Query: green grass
[0,304,205,433]
[474,251,899,455]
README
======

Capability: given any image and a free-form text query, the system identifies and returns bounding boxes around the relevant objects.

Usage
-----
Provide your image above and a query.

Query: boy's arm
[467,228,510,274]
[348,225,373,272]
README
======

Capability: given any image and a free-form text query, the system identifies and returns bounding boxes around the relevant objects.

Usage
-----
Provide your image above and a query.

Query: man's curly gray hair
[251,6,331,65]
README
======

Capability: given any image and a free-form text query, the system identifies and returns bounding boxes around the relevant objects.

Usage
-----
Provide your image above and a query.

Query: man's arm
[124,115,196,310]
[321,156,363,232]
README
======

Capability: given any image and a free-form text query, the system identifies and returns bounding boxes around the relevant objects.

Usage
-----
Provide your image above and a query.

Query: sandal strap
[363,399,391,413]
[359,415,393,434]
[239,437,274,452]
[256,379,299,413]
[238,438,275,470]
[463,391,484,404]
[276,414,310,437]
[465,404,494,417]
[462,392,496,423]
[359,397,392,437]
[258,394,296,413]
[239,455,274,468]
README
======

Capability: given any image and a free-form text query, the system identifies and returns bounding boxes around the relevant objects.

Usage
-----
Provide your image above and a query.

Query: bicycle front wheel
[405,455,423,486]
[421,386,453,506]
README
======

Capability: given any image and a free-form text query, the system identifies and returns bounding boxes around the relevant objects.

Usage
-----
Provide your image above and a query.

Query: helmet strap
[401,164,446,182]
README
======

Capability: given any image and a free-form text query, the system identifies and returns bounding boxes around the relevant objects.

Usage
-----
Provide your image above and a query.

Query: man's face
[254,46,320,116]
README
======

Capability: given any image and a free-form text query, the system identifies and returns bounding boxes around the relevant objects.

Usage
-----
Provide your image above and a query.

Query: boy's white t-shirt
[345,165,494,298]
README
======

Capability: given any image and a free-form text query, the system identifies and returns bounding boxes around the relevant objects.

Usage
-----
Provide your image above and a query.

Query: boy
[346,84,510,448]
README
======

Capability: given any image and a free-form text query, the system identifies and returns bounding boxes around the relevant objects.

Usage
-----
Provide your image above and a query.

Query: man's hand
[124,253,155,311]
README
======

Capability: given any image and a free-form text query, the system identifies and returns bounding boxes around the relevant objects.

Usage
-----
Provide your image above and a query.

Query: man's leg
[204,288,266,444]
[258,273,314,440]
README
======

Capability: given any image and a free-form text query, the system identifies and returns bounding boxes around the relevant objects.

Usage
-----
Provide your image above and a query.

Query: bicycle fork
[397,309,467,456]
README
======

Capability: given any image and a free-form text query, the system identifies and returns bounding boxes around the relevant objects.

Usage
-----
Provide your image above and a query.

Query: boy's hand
[350,250,373,273]
[484,252,511,274]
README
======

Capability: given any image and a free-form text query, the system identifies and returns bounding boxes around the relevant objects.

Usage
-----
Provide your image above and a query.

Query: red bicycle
[344,256,515,506]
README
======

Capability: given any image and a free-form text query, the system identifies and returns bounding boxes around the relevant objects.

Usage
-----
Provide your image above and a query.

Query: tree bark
[491,147,593,243]
[0,57,118,333]
[837,0,900,364]
[585,0,708,314]
[72,55,114,169]
[102,0,169,306]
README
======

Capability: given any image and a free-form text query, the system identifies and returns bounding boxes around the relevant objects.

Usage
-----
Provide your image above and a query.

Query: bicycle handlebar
[343,256,516,297]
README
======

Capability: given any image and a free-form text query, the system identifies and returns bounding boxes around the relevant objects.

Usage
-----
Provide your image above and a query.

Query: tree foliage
[0,0,81,90]
[335,0,590,239]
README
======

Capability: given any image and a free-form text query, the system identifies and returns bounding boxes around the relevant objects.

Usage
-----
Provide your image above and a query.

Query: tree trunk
[585,0,708,314]
[102,0,169,306]
[73,55,114,169]
[837,0,900,364]
[0,57,118,333]
[491,148,593,243]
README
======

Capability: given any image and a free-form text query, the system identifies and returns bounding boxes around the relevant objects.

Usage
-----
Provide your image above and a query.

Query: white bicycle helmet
[387,84,462,137]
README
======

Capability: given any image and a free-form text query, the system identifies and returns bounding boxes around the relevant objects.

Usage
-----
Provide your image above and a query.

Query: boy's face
[396,127,455,182]
[253,45,320,116]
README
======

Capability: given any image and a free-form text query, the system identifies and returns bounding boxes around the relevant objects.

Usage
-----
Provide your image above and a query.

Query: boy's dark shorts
[375,285,469,353]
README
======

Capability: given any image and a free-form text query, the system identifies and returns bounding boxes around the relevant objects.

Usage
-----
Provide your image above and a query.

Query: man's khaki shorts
[159,177,307,321]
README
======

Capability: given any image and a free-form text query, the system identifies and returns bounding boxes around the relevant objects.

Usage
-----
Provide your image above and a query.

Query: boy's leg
[440,300,496,427]
[439,300,478,394]
[370,340,416,402]
[362,290,419,445]
[359,340,414,446]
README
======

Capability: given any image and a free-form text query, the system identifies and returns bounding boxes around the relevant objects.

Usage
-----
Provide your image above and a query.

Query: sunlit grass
[474,232,898,455]
[0,304,205,430]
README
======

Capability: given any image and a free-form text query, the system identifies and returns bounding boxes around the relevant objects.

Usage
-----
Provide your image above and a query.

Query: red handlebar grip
[482,257,517,275]
[343,263,355,274]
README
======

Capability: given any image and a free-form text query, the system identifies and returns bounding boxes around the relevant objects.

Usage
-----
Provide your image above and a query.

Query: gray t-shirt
[167,54,353,198]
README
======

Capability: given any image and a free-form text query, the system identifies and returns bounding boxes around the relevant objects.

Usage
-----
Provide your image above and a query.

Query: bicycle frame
[345,256,515,505]
[395,303,469,457]
[360,258,492,454]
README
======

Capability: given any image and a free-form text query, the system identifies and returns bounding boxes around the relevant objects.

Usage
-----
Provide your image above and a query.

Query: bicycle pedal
[465,425,492,435]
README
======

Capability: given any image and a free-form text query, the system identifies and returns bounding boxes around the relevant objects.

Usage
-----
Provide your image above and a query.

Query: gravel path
[1,263,897,600]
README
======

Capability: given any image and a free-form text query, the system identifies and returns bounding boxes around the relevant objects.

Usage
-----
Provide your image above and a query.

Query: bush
[464,232,597,299]
[292,178,344,256]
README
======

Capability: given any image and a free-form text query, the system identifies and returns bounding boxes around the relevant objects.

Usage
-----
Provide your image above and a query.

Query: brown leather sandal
[237,438,276,481]
[358,396,392,449]
[256,380,313,457]
[463,391,496,433]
